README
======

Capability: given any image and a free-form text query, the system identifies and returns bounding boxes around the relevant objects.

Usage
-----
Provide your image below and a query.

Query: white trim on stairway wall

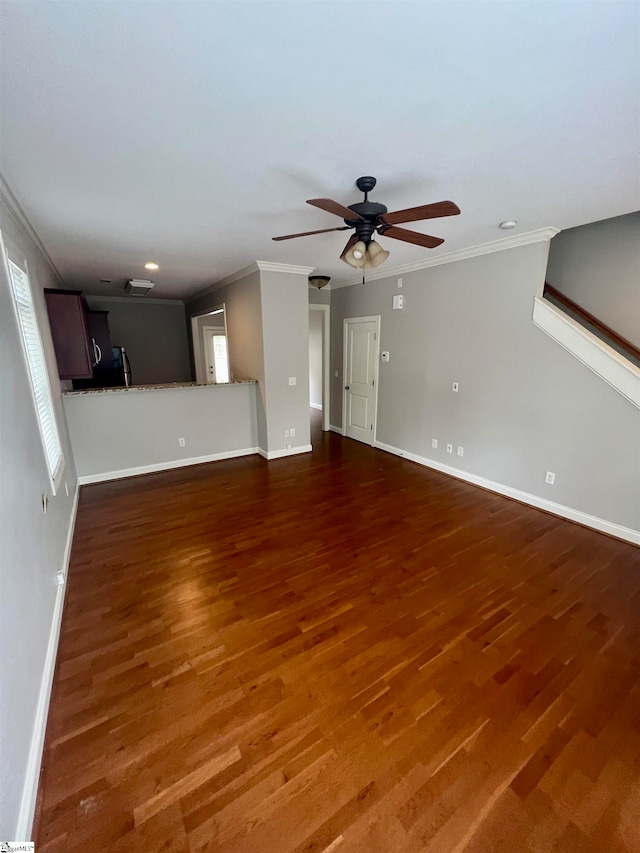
[532,296,640,408]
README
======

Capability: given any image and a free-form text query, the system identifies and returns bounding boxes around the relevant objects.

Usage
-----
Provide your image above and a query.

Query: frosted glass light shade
[341,240,367,269]
[366,241,390,268]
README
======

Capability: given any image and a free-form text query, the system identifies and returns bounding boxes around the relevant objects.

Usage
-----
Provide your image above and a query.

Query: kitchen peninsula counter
[63,379,256,396]
[63,379,259,483]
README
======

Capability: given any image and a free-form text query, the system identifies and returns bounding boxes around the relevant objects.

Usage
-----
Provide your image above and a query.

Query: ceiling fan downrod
[345,176,388,245]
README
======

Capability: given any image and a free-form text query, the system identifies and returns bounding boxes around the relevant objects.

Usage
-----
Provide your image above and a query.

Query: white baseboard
[16,482,80,841]
[374,440,640,546]
[258,444,313,460]
[77,447,259,485]
[309,402,323,410]
[329,424,343,435]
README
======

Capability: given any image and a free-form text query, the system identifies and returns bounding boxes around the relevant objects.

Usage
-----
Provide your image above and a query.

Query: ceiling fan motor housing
[346,201,388,245]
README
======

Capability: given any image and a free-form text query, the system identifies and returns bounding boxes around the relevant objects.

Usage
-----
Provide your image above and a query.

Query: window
[212,334,230,383]
[2,231,64,492]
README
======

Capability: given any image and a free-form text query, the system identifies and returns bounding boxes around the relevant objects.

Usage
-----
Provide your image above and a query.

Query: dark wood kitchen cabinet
[86,310,114,374]
[44,289,94,379]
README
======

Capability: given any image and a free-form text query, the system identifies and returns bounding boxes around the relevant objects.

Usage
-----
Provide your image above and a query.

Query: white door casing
[342,316,380,445]
[309,303,330,430]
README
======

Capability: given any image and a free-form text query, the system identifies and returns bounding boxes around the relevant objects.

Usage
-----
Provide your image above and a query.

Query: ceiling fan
[272,176,460,269]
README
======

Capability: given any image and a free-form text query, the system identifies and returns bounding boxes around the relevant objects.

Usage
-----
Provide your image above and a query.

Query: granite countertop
[63,380,257,396]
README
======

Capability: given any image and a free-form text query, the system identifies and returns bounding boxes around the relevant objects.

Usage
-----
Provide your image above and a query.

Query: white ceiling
[1,1,638,299]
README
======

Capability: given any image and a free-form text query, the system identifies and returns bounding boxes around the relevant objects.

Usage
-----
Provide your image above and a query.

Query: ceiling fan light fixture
[341,240,367,269]
[365,240,390,268]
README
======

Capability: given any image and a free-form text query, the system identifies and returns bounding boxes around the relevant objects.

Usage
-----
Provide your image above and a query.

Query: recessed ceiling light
[499,220,518,230]
[144,262,159,270]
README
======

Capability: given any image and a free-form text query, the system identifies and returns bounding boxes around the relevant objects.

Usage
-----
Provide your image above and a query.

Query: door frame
[190,304,227,383]
[309,303,330,431]
[342,315,381,445]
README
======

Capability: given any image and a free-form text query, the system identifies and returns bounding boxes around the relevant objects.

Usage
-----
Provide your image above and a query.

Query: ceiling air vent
[126,279,155,297]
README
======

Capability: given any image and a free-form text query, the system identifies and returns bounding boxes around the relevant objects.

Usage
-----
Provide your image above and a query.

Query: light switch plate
[381,351,390,362]
[288,377,297,386]
[392,294,404,310]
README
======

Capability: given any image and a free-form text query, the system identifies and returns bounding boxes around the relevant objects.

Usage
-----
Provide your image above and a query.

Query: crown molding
[188,261,316,303]
[329,227,561,290]
[255,260,316,276]
[0,173,66,286]
[86,294,185,306]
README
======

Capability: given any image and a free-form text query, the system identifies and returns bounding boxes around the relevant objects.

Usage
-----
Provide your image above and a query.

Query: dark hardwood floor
[36,410,640,851]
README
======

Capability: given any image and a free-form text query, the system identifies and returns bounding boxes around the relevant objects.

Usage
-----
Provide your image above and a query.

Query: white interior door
[203,326,229,383]
[343,316,379,445]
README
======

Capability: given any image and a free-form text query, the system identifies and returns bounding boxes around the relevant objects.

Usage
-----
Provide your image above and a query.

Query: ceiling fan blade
[381,200,460,226]
[307,198,364,221]
[272,226,350,241]
[380,226,444,249]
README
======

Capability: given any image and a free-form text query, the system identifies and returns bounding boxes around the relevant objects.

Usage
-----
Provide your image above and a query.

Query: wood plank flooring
[36,412,640,851]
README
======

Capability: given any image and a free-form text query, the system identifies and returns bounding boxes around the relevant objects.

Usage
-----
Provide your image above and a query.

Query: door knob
[345,385,350,390]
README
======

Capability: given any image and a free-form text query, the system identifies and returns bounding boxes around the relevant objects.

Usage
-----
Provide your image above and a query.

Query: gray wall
[309,309,323,408]
[64,384,258,480]
[546,212,640,347]
[261,269,311,452]
[309,286,331,305]
[87,296,192,385]
[0,198,77,836]
[330,241,639,532]
[189,266,311,455]
[189,270,267,449]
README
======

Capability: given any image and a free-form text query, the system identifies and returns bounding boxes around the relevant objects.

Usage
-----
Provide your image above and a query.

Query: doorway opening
[190,305,230,384]
[309,303,330,431]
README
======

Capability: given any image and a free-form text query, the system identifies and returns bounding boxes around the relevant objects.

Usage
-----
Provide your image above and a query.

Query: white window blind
[4,246,64,488]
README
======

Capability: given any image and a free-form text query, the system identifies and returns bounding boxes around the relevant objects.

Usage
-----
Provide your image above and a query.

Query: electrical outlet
[446,444,453,454]
[56,570,65,586]
[545,471,556,485]
[334,370,338,378]
[288,377,297,386]
[452,382,459,392]
[286,443,292,450]
[290,427,295,437]
[457,446,464,456]
[178,437,186,447]
[432,438,438,449]
[285,429,290,438]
